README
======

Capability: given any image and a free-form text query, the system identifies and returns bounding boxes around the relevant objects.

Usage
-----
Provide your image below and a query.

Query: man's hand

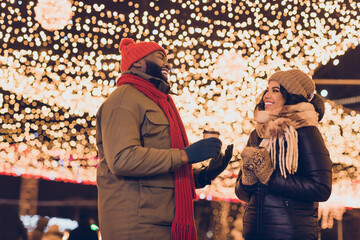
[183,137,222,164]
[198,144,233,186]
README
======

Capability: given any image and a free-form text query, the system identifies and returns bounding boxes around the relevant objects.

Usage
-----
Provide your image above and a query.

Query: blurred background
[0,0,360,239]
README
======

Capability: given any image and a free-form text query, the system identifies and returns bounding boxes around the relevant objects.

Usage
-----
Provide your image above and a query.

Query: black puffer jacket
[235,126,332,240]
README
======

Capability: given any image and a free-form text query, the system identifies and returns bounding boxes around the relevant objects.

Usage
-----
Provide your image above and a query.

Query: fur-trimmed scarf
[254,102,319,178]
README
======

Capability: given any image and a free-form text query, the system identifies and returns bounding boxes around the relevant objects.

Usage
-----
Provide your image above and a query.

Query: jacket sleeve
[235,170,257,202]
[234,130,259,202]
[267,126,332,202]
[99,105,182,177]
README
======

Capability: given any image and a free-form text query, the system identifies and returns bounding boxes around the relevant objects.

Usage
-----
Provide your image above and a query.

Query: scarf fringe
[260,125,299,178]
[257,102,318,178]
[171,222,197,240]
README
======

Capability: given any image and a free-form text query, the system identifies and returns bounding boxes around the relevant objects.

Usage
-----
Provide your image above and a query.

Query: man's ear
[132,59,145,68]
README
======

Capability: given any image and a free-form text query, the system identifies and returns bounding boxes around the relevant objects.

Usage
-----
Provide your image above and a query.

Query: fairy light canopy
[0,0,360,228]
[34,0,74,31]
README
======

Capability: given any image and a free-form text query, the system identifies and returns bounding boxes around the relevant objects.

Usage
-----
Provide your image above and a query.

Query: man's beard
[145,60,168,82]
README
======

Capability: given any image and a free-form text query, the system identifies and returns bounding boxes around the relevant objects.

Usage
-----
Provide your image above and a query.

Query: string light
[1,0,360,229]
[34,0,74,31]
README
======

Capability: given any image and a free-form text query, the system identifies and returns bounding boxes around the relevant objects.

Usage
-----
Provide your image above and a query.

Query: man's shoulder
[98,84,158,117]
[105,84,148,106]
[110,84,141,99]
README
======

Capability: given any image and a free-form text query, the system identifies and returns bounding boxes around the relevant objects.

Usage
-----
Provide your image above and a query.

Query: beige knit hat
[268,69,315,100]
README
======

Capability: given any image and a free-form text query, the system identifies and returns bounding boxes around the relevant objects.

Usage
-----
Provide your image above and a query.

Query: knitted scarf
[254,102,319,178]
[117,74,197,240]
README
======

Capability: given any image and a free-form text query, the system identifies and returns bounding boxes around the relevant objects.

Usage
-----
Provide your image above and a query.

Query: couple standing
[95,39,332,240]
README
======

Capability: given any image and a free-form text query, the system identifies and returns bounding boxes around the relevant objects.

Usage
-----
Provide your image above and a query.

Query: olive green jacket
[96,73,196,240]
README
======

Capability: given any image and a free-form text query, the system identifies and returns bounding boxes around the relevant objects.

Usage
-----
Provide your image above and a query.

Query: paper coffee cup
[203,130,220,139]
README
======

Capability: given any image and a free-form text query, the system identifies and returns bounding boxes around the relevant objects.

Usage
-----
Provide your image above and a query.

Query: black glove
[198,144,233,186]
[184,137,222,164]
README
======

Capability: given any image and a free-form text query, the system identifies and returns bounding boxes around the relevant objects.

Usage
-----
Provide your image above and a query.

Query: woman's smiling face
[263,81,286,111]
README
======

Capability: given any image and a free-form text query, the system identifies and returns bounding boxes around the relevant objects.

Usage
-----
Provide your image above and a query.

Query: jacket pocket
[145,111,169,125]
[141,111,170,149]
[138,174,175,226]
[142,111,169,136]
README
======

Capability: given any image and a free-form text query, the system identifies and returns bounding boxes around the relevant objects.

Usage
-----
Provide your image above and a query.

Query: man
[96,38,233,240]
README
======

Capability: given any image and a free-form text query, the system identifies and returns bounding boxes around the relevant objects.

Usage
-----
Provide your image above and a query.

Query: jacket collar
[121,70,175,95]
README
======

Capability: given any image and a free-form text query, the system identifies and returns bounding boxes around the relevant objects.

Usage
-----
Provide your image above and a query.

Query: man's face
[143,50,170,81]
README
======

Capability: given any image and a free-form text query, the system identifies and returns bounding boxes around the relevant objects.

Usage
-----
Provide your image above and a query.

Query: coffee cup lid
[203,130,220,135]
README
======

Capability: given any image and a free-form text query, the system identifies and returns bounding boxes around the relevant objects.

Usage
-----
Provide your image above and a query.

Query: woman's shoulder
[296,125,321,136]
[297,125,330,155]
[296,125,324,142]
[247,129,261,146]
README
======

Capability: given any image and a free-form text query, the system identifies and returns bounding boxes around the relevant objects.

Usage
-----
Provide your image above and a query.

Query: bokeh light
[34,0,74,31]
[1,0,360,228]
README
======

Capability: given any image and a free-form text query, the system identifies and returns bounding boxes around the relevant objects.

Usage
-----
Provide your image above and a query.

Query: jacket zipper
[285,200,296,227]
[257,184,265,235]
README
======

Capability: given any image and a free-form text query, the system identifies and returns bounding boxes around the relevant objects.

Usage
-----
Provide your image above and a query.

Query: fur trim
[254,102,318,178]
[254,110,272,124]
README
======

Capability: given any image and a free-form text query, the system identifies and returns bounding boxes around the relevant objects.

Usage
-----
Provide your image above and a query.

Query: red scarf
[117,74,197,240]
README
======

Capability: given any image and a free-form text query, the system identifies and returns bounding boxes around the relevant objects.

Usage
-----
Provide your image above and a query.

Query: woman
[235,69,332,240]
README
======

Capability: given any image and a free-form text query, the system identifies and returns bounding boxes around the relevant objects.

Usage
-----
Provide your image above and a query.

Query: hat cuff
[120,41,166,72]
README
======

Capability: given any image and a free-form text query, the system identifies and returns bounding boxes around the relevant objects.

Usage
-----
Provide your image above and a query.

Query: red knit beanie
[119,38,167,72]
